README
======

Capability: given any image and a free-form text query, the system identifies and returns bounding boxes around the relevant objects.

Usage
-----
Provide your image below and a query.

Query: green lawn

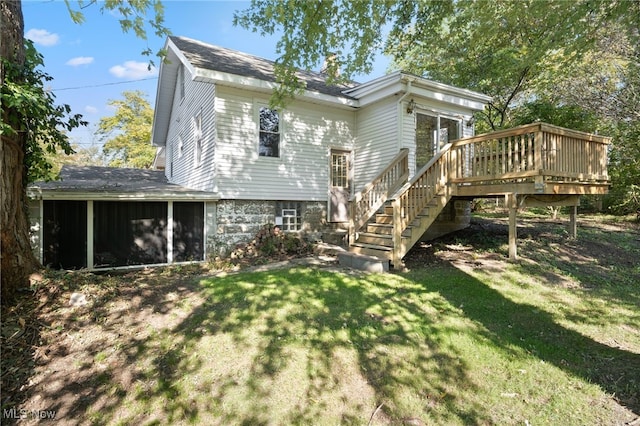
[6,215,640,425]
[132,265,637,425]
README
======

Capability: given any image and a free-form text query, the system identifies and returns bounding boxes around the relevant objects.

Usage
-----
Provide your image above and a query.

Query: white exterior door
[329,149,352,222]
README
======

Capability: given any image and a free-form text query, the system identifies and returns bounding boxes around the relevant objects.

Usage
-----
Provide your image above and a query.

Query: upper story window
[194,112,202,167]
[259,107,280,157]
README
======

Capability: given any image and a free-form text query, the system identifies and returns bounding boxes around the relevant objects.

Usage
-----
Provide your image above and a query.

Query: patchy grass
[2,215,639,425]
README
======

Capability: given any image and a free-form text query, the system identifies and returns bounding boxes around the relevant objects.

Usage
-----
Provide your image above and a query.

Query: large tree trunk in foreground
[1,0,39,304]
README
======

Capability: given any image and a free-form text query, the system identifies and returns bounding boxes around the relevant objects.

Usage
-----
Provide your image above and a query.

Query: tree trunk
[1,0,39,304]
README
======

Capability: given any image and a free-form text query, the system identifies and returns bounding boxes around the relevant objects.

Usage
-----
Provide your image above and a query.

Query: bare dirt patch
[1,214,638,424]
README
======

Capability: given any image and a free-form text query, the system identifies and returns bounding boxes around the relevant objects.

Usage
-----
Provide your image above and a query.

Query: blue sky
[23,0,391,150]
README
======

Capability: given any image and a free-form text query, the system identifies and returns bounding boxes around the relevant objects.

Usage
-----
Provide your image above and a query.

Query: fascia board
[27,190,221,202]
[413,79,492,105]
[192,67,359,109]
[343,71,402,99]
[354,81,404,107]
[151,40,180,147]
[409,85,489,111]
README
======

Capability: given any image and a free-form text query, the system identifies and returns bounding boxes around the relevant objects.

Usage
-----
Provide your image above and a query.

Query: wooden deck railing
[449,122,610,184]
[389,145,453,263]
[349,122,610,264]
[349,148,409,242]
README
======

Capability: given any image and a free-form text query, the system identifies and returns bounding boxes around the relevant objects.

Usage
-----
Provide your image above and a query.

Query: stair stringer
[394,190,452,262]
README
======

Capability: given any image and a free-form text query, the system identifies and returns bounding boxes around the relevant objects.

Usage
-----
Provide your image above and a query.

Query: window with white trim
[259,106,280,157]
[275,202,302,232]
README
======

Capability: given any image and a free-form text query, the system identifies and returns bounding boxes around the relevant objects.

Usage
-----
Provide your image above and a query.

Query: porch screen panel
[94,201,167,267]
[43,200,87,269]
[173,202,204,262]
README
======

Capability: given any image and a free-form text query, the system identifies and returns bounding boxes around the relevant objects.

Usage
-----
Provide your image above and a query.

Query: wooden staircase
[347,122,611,268]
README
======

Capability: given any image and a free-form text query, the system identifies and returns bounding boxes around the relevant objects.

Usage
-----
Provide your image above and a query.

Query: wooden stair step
[357,232,393,247]
[366,223,393,234]
[349,243,393,260]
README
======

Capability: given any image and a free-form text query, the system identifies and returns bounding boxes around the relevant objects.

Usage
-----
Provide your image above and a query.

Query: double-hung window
[259,107,280,157]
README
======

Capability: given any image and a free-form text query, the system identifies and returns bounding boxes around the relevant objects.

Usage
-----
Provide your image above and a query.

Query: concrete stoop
[337,251,390,273]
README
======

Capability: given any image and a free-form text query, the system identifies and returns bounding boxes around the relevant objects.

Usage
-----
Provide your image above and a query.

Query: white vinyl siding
[353,97,399,191]
[165,64,216,190]
[214,86,355,200]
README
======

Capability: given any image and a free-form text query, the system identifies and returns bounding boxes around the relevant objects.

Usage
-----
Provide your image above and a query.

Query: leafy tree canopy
[96,90,156,168]
[1,39,87,183]
[235,0,640,213]
[235,0,638,125]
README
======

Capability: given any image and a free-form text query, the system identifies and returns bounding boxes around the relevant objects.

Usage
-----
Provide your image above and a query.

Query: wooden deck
[348,122,611,266]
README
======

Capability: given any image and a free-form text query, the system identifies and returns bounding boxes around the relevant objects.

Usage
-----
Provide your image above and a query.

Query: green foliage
[96,90,156,168]
[510,100,599,132]
[234,0,393,106]
[65,0,170,61]
[1,40,87,182]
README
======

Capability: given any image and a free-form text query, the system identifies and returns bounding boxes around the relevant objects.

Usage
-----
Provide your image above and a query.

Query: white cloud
[25,29,60,46]
[85,106,98,114]
[66,56,94,67]
[109,61,158,79]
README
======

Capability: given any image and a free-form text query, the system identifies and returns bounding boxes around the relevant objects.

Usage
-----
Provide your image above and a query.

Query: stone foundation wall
[207,199,335,257]
[419,199,472,241]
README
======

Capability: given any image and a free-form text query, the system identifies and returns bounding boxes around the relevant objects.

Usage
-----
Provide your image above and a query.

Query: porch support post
[507,193,518,261]
[167,201,174,264]
[569,205,578,239]
[87,200,94,269]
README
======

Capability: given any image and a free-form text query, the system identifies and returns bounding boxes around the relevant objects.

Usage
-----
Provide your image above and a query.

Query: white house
[28,35,494,270]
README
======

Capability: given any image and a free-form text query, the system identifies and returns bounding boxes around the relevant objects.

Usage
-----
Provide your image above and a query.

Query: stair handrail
[349,148,409,243]
[388,143,454,264]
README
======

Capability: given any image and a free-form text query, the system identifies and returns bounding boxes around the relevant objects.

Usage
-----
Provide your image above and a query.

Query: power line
[52,77,158,92]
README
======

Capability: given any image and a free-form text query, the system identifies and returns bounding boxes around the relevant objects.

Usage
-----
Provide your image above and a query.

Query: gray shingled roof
[29,165,214,197]
[170,36,358,99]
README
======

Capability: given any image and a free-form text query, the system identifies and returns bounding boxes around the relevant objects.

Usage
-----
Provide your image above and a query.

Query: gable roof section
[28,166,219,201]
[152,36,493,147]
[152,36,359,146]
[171,36,356,99]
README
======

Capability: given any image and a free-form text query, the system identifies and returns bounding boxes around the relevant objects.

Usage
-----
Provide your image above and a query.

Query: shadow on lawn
[409,267,640,416]
[11,252,639,424]
[123,268,490,425]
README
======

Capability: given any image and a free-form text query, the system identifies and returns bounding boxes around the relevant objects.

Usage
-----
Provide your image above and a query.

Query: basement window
[275,202,302,232]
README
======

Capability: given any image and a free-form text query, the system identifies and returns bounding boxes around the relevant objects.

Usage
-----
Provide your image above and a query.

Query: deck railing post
[507,193,518,261]
[534,127,544,192]
[392,197,402,267]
